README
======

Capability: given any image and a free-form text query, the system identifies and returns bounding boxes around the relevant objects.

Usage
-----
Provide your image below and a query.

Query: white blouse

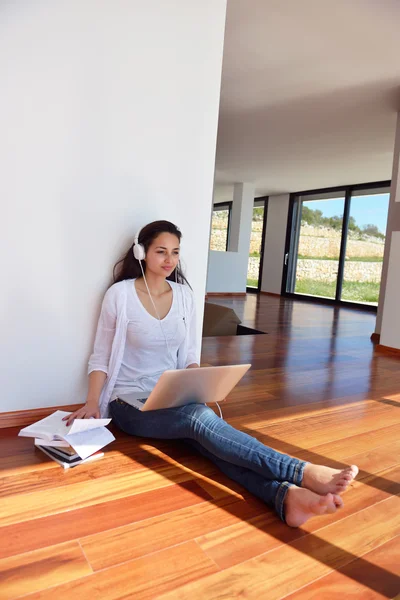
[113,280,186,396]
[88,279,199,417]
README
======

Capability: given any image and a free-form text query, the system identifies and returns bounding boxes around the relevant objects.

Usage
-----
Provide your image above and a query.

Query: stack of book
[19,410,115,468]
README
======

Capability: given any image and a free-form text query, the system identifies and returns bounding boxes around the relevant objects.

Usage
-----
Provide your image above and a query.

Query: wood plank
[226,390,368,423]
[242,400,399,437]
[196,511,304,570]
[21,541,219,600]
[295,423,400,462]
[0,439,201,498]
[0,541,91,599]
[0,456,217,527]
[343,439,400,477]
[156,495,400,599]
[195,468,259,501]
[284,535,400,599]
[291,439,400,477]
[236,404,400,455]
[80,495,264,571]
[0,480,212,560]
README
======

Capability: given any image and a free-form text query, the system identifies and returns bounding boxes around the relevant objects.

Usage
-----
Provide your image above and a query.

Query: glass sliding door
[341,187,390,305]
[247,198,268,290]
[284,181,391,308]
[287,192,345,299]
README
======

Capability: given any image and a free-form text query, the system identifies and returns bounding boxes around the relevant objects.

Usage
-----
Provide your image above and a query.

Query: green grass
[295,279,379,304]
[298,255,383,262]
[247,278,259,288]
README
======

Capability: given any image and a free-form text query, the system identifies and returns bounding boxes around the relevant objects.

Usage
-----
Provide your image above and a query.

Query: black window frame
[210,201,233,252]
[281,180,391,311]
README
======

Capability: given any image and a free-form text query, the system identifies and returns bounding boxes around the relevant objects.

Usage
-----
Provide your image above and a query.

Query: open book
[19,410,115,460]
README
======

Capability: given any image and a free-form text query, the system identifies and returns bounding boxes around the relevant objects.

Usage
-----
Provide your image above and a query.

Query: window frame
[281,180,391,311]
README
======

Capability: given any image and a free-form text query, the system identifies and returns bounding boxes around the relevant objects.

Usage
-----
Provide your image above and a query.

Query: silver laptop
[117,364,251,411]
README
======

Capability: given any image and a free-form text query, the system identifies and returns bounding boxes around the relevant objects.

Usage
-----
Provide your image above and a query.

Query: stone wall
[210,216,263,253]
[209,229,229,251]
[296,259,383,283]
[248,257,261,279]
[299,224,384,259]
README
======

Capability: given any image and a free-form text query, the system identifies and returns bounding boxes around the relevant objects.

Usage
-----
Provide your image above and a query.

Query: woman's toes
[337,466,359,490]
[324,494,337,514]
[326,494,343,513]
[302,463,359,495]
[333,494,344,508]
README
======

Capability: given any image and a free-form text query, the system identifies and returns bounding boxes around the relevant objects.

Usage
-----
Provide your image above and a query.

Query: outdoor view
[247,203,265,288]
[209,205,230,251]
[210,202,265,289]
[294,192,390,305]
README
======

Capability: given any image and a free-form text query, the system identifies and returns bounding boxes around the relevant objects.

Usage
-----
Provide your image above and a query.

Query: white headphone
[133,228,146,261]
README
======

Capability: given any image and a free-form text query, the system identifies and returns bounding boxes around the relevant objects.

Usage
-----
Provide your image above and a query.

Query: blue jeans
[110,400,307,522]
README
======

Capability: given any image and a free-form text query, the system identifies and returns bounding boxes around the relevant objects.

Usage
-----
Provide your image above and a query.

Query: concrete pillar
[229,182,255,255]
[260,194,290,294]
[376,112,400,349]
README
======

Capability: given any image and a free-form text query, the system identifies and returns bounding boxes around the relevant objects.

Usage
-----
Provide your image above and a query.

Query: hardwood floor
[1,294,399,599]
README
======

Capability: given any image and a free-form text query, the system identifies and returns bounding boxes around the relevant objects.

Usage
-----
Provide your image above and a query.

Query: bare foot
[284,485,343,528]
[302,464,358,495]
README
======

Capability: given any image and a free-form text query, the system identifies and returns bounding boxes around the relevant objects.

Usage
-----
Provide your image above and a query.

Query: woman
[66,220,358,527]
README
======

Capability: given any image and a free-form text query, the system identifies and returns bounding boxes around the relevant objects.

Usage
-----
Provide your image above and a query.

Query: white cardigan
[88,279,200,417]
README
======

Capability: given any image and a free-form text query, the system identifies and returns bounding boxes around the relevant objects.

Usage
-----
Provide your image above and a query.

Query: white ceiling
[214,0,400,200]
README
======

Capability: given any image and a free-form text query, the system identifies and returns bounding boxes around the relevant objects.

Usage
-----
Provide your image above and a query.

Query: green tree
[348,216,360,233]
[327,215,343,230]
[362,224,384,239]
[301,206,323,225]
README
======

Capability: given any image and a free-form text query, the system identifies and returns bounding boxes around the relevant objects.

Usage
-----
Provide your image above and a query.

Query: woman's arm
[64,287,117,425]
[86,370,108,405]
[64,371,106,426]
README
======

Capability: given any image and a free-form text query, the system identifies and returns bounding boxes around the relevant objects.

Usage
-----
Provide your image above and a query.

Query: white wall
[0,0,226,412]
[377,111,400,348]
[260,194,290,294]
[206,251,248,293]
[380,232,400,348]
[206,182,254,293]
[376,112,400,336]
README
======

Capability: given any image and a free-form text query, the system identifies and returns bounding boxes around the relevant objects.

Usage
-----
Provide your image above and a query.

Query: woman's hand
[62,402,100,427]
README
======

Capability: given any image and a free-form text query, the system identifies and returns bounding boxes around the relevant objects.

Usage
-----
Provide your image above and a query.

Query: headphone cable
[138,260,224,420]
[139,260,176,368]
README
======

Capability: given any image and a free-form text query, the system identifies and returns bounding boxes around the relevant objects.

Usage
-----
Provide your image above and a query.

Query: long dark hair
[113,220,191,287]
